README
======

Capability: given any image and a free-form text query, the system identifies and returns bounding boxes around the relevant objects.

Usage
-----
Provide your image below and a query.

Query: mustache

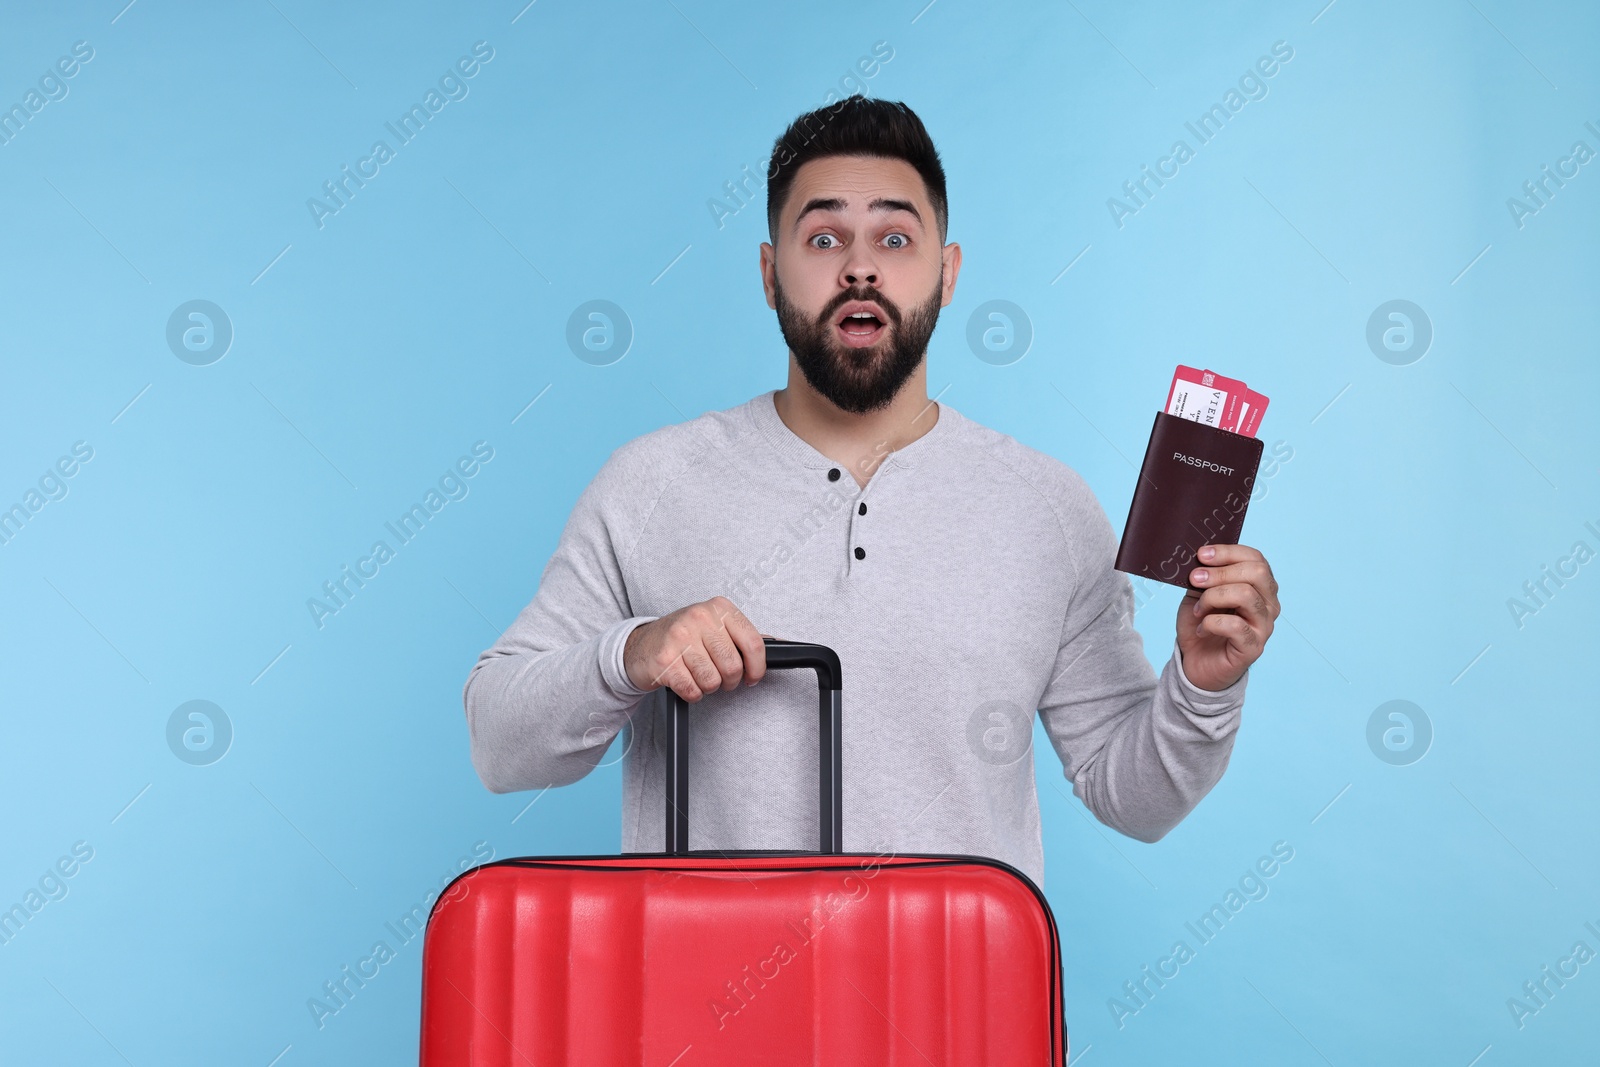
[821,289,900,325]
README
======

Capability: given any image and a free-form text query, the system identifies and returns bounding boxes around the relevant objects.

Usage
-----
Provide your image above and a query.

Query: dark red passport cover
[1114,411,1265,589]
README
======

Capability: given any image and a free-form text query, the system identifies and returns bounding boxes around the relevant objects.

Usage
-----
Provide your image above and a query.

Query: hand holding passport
[1115,365,1282,692]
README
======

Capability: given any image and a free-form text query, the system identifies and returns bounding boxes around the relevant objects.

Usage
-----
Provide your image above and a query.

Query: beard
[773,269,944,415]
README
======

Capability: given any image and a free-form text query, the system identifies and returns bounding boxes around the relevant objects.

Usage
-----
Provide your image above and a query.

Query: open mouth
[835,310,887,348]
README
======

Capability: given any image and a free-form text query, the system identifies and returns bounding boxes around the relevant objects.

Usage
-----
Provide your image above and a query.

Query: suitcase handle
[664,637,843,855]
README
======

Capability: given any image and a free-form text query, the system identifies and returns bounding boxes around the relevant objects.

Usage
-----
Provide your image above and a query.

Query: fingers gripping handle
[664,638,843,856]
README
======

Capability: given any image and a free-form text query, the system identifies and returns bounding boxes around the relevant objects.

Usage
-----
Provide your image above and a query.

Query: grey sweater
[462,389,1247,889]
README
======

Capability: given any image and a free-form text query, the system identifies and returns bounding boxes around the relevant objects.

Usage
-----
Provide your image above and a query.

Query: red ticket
[1164,365,1268,437]
[1233,386,1270,438]
[1200,368,1253,432]
[1166,365,1240,430]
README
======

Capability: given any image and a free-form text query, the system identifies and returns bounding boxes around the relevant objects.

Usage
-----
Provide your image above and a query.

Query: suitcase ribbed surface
[420,853,1064,1065]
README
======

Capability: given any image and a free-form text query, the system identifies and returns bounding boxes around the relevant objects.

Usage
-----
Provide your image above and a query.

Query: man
[461,95,1279,889]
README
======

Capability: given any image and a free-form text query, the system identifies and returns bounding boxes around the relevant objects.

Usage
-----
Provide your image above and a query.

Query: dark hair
[765,95,948,246]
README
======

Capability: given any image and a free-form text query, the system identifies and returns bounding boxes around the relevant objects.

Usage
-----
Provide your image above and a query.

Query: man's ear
[760,242,778,309]
[939,241,962,308]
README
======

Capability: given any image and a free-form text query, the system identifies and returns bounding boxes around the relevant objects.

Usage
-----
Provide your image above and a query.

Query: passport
[1114,411,1265,589]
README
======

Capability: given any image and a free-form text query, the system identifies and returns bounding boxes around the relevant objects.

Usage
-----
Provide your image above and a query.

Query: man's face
[760,154,960,415]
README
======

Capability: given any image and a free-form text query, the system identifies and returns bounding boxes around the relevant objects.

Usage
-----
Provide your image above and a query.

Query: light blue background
[2,1,1595,1063]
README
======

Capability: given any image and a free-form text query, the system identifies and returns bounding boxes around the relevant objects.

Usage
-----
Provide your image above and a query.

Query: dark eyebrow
[792,196,923,234]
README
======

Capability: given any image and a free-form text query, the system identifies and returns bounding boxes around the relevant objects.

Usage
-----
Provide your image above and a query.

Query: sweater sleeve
[1034,470,1247,843]
[461,443,663,794]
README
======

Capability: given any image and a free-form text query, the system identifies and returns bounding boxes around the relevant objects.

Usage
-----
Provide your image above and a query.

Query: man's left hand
[1174,543,1280,692]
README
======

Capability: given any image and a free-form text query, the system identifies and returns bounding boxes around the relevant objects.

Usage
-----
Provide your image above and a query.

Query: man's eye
[884,233,909,249]
[811,234,838,249]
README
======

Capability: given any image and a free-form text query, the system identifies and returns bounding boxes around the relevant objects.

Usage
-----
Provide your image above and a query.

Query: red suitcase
[421,639,1067,1065]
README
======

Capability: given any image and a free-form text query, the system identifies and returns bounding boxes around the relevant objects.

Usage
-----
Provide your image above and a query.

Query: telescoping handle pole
[664,638,842,856]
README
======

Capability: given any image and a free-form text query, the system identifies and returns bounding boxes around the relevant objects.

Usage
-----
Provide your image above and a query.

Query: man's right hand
[622,596,770,702]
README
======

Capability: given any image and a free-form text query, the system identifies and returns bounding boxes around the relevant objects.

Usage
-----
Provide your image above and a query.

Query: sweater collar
[747,388,958,471]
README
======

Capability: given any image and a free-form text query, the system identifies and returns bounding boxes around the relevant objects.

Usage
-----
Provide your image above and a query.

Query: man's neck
[772,370,940,490]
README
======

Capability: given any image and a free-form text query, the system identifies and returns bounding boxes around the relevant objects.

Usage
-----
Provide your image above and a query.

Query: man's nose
[843,243,880,286]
